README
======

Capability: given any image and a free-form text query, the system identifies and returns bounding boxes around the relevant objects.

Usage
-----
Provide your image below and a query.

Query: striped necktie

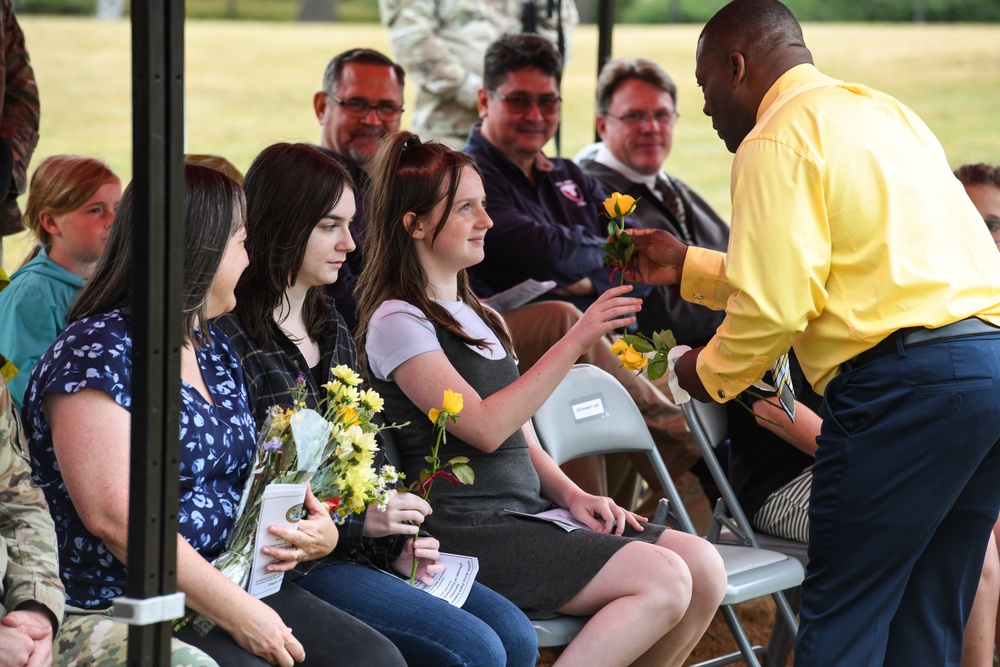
[656,176,693,244]
[771,353,796,422]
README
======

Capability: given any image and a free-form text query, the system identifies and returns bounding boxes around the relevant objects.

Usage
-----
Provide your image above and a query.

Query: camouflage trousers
[55,608,219,667]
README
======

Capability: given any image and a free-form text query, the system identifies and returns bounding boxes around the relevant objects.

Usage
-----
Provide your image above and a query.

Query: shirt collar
[757,63,839,123]
[594,142,662,192]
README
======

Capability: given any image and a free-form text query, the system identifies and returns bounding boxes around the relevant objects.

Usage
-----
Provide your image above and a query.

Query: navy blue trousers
[795,334,1000,666]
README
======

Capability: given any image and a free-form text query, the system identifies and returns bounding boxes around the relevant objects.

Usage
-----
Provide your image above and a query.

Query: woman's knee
[621,542,696,619]
[657,531,728,605]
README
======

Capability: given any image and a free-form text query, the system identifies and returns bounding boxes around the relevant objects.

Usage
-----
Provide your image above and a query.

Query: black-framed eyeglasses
[325,93,403,121]
[605,109,680,127]
[488,90,562,115]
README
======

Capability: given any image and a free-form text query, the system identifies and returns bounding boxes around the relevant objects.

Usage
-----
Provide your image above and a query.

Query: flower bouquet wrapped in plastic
[177,365,403,632]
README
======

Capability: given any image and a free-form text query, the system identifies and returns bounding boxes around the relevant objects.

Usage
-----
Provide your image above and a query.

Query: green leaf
[419,469,431,483]
[648,358,668,382]
[629,337,655,354]
[424,455,435,464]
[607,220,618,238]
[656,329,677,348]
[447,456,470,465]
[623,245,634,265]
[451,463,475,485]
[619,231,633,247]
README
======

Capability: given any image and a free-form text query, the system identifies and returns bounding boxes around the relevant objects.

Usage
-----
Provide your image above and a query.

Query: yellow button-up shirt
[681,64,1000,398]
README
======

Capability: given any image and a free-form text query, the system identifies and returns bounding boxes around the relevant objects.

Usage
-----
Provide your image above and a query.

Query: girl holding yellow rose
[215,142,538,667]
[357,132,727,667]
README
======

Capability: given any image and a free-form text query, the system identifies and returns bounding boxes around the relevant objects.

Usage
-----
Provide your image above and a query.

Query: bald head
[695,0,812,152]
[699,0,811,83]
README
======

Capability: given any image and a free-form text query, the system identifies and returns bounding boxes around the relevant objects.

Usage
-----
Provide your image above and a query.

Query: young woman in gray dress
[355,131,727,667]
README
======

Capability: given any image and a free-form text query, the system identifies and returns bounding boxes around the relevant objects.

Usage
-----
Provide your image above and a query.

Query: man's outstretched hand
[623,228,688,286]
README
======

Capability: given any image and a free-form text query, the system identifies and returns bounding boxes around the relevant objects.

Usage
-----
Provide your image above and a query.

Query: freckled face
[46,181,122,268]
[418,167,493,273]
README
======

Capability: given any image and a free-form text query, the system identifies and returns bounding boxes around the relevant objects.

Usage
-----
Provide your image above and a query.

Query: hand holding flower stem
[600,195,786,426]
[407,389,474,585]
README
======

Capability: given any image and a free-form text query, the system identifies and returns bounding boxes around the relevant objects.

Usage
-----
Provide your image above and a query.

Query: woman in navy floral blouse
[22,164,405,666]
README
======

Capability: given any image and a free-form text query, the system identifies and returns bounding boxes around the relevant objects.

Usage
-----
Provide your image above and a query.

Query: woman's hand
[362,490,431,539]
[391,535,446,585]
[563,284,643,357]
[565,491,648,536]
[226,597,305,667]
[263,487,338,572]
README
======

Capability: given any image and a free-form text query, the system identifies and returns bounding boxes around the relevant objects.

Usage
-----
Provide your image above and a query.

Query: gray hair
[596,58,677,116]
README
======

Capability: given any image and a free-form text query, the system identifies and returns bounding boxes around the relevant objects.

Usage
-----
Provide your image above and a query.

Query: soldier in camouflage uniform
[0,369,61,665]
[378,0,577,147]
[0,0,40,266]
[53,613,218,667]
[0,370,216,666]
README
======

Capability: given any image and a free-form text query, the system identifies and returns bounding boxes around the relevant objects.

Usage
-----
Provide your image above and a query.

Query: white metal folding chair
[531,364,803,667]
[681,398,808,666]
[378,425,589,648]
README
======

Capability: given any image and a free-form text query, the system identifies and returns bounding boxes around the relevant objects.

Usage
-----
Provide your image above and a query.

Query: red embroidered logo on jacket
[555,179,588,207]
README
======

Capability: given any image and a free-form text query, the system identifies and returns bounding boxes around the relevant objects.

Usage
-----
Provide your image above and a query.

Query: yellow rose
[603,192,637,218]
[620,343,649,372]
[336,405,359,427]
[428,407,442,424]
[442,389,464,416]
[610,339,628,356]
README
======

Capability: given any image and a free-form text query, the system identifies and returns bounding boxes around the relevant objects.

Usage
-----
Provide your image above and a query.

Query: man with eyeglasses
[463,33,703,500]
[580,58,730,348]
[378,0,578,148]
[955,163,1000,250]
[313,48,405,330]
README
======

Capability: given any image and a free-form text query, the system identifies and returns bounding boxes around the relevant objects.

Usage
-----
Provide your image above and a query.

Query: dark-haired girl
[356,132,728,667]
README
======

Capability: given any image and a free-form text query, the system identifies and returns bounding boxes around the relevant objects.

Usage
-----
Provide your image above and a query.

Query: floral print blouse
[23,309,256,609]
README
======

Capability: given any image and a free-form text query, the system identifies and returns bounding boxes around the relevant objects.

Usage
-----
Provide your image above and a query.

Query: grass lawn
[4,17,1000,266]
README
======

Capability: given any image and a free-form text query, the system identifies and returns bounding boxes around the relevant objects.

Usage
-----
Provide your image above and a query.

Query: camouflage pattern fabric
[378,0,577,147]
[0,374,64,630]
[0,0,40,236]
[55,611,219,667]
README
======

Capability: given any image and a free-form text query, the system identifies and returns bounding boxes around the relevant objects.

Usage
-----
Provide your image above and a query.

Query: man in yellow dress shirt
[628,1,1000,665]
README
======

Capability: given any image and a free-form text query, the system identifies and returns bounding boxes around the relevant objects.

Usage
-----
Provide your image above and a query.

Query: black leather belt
[842,317,1000,373]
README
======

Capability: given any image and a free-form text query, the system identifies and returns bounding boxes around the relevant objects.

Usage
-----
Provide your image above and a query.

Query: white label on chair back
[571,395,606,422]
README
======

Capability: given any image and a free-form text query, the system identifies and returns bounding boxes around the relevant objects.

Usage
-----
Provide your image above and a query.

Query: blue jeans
[795,334,1000,666]
[295,562,538,667]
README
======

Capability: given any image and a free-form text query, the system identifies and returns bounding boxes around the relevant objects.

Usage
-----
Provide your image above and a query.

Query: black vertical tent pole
[595,0,614,142]
[127,0,184,663]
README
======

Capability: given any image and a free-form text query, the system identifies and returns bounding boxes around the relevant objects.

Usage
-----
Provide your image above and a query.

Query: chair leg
[720,605,764,667]
[765,587,800,667]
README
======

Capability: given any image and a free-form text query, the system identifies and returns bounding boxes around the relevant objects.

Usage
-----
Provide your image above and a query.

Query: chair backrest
[531,363,697,534]
[684,396,728,450]
[681,400,810,565]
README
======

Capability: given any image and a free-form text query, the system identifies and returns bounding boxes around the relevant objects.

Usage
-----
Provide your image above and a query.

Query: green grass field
[4,17,1000,267]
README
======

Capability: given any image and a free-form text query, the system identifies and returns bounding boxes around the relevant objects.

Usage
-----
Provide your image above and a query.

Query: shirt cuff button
[717,389,725,399]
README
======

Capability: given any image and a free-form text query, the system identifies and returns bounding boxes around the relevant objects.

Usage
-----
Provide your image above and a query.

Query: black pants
[175,580,406,666]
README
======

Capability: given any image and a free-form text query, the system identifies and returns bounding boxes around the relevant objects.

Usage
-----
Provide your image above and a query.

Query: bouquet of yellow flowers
[178,365,403,632]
